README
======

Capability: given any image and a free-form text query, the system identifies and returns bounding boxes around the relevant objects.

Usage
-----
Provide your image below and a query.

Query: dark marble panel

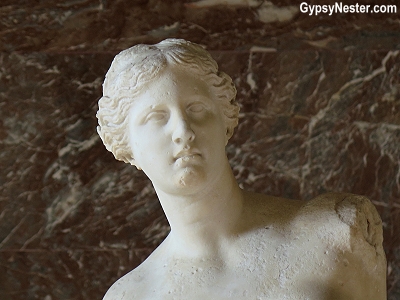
[0,52,168,250]
[1,0,399,52]
[0,250,140,300]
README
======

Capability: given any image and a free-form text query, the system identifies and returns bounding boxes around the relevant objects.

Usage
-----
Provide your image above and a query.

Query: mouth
[174,150,202,162]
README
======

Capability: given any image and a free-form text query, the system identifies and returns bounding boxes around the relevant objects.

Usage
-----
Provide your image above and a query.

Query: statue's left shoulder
[294,193,387,299]
[305,192,384,253]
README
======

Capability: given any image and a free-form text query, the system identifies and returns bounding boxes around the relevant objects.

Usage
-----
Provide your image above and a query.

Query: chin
[173,167,207,190]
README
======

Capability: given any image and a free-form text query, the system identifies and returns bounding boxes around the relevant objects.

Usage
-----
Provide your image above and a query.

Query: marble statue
[96,39,386,299]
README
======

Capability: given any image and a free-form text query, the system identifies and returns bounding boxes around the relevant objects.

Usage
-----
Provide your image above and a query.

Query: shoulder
[297,193,386,264]
[241,192,386,298]
[302,193,383,246]
[102,267,149,300]
[102,246,169,300]
[242,190,305,220]
[301,193,387,298]
[303,192,377,213]
[245,191,385,255]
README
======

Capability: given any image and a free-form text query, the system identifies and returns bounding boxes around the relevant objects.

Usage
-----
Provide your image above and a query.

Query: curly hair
[96,38,239,165]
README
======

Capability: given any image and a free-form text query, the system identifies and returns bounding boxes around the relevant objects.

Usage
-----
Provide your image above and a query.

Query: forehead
[131,65,214,107]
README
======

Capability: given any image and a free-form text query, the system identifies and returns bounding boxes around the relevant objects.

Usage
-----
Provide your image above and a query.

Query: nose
[172,115,195,144]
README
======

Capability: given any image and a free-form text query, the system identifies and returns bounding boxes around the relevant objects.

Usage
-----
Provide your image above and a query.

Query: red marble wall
[1,0,399,299]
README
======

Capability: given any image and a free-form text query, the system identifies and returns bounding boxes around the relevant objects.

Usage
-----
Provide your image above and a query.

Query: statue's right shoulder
[102,267,149,300]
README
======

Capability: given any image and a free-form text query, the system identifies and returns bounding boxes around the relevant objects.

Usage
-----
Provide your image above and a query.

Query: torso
[103,192,386,300]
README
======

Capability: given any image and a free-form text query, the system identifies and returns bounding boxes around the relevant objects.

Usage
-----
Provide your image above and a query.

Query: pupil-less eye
[146,111,165,121]
[188,103,204,112]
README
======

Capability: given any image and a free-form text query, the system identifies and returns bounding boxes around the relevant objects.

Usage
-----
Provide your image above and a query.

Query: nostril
[174,136,182,144]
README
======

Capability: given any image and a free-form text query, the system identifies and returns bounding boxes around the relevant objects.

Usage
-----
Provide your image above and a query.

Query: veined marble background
[1,0,399,299]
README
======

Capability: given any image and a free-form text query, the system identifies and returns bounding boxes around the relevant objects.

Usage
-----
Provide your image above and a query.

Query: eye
[187,102,206,113]
[144,111,167,123]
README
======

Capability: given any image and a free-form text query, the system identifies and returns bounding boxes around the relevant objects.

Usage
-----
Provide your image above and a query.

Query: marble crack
[0,216,27,249]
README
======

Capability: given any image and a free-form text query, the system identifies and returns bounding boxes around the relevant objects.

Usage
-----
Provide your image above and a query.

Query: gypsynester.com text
[300,2,397,16]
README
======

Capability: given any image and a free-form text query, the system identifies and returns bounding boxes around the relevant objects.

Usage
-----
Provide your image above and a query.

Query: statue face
[127,66,228,195]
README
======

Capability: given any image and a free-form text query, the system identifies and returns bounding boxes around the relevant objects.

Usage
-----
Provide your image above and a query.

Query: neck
[154,160,243,259]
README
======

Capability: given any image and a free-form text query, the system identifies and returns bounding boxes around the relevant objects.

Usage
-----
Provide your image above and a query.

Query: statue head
[96,38,239,166]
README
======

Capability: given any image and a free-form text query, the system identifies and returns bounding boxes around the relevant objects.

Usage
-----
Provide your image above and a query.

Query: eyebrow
[137,103,169,123]
[188,94,212,103]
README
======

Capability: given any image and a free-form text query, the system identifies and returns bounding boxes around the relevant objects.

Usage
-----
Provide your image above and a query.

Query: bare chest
[137,226,354,300]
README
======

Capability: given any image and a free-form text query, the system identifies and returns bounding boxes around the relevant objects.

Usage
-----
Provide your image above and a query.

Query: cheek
[195,122,226,151]
[133,132,171,161]
[206,115,226,137]
[130,134,150,165]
